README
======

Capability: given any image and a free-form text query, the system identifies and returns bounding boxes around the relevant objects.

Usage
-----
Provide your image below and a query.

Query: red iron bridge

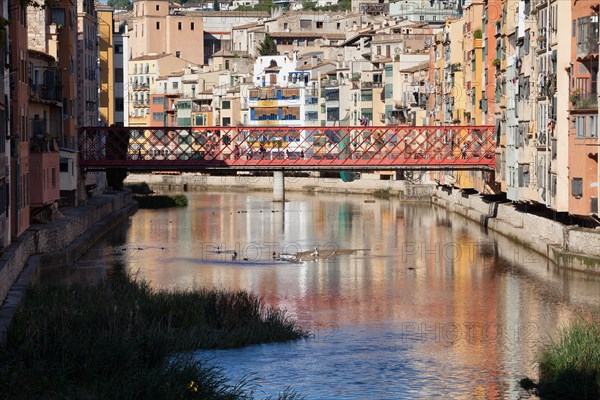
[78,125,496,172]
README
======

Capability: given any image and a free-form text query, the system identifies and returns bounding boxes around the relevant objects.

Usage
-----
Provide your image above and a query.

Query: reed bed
[534,319,600,399]
[0,268,306,399]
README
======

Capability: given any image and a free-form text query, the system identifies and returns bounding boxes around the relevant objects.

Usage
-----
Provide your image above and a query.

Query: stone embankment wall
[432,188,600,272]
[125,173,437,199]
[0,191,137,343]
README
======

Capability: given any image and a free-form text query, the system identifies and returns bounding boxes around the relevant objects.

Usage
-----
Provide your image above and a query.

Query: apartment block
[28,50,61,215]
[0,0,9,248]
[98,7,130,128]
[11,0,30,237]
[77,0,98,127]
[567,0,598,215]
[28,0,79,203]
[127,53,191,127]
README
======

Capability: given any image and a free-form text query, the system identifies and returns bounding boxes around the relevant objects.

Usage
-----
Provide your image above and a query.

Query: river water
[41,190,600,399]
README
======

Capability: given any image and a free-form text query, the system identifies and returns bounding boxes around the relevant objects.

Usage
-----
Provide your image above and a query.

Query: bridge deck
[78,125,496,171]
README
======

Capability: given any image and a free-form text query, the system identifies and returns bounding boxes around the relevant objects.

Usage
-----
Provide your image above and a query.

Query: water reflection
[39,191,600,399]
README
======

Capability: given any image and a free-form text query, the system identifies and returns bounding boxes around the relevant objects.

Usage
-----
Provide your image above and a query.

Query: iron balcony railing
[30,84,62,102]
[572,91,599,110]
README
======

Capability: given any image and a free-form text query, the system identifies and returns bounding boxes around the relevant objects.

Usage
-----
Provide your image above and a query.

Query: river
[41,190,600,399]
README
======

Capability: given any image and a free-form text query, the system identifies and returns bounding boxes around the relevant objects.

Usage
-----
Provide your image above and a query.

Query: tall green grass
[536,319,600,399]
[0,267,306,399]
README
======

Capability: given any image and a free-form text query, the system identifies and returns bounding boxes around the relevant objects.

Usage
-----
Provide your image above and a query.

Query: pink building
[129,0,204,66]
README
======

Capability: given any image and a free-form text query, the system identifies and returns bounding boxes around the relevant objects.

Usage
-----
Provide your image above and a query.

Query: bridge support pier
[273,171,285,202]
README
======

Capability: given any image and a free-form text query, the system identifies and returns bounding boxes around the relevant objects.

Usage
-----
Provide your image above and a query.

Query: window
[576,116,587,137]
[173,82,178,89]
[587,115,598,138]
[195,114,206,125]
[222,100,231,109]
[178,22,182,30]
[222,117,231,126]
[51,8,66,26]
[156,5,159,10]
[191,22,194,30]
[156,22,160,29]
[114,44,123,54]
[115,68,123,83]
[300,20,311,29]
[225,60,230,70]
[176,51,181,58]
[316,21,323,29]
[153,96,164,104]
[572,178,583,198]
[60,158,69,172]
[115,97,124,112]
[283,23,288,30]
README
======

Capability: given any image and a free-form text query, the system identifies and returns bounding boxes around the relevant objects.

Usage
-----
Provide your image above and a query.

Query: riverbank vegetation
[521,319,600,399]
[126,182,154,195]
[0,267,306,399]
[133,193,189,208]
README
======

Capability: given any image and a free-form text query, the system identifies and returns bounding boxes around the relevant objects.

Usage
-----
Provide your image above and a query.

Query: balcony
[30,84,62,103]
[576,17,599,60]
[321,79,339,88]
[361,81,382,89]
[571,91,598,110]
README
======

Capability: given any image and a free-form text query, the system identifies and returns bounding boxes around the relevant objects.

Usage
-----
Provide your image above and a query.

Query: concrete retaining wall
[432,188,600,272]
[0,191,136,310]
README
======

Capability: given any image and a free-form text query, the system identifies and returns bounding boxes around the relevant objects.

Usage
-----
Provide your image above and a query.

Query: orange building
[567,0,599,215]
[10,0,30,237]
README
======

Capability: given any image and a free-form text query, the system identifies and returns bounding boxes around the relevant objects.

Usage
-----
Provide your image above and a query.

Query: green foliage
[237,0,274,12]
[473,29,483,39]
[133,194,189,208]
[535,319,600,399]
[107,0,133,10]
[303,0,317,10]
[0,268,306,398]
[337,0,351,10]
[125,182,154,195]
[258,34,277,56]
[302,0,350,11]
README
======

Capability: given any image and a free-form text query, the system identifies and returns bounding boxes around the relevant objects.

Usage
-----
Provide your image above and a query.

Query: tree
[107,0,133,10]
[258,34,277,56]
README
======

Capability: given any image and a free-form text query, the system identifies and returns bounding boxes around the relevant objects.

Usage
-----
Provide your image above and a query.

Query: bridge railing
[78,125,496,170]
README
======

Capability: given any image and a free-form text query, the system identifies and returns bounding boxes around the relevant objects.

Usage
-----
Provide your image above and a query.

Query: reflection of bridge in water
[78,125,495,171]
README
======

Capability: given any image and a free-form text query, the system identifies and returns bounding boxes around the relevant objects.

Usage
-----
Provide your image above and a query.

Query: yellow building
[97,5,114,126]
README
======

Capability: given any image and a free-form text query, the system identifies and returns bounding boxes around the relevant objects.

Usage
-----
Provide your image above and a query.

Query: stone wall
[125,173,436,199]
[0,191,134,305]
[432,187,600,272]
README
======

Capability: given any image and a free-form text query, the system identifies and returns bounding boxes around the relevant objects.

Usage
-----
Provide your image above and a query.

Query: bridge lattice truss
[78,126,496,171]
